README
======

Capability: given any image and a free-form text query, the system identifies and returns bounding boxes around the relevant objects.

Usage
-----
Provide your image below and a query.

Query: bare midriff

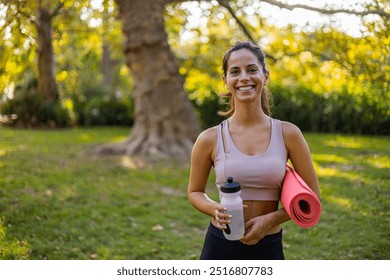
[243,200,281,235]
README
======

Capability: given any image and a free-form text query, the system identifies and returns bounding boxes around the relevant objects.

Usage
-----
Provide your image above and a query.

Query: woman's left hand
[239,215,270,245]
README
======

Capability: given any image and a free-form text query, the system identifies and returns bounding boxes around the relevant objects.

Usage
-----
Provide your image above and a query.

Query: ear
[222,75,229,90]
[264,72,270,84]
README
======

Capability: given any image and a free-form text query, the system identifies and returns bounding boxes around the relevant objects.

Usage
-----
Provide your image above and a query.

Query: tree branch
[165,0,256,41]
[261,0,390,19]
[166,0,389,62]
[216,0,277,62]
[50,1,64,18]
[217,0,255,42]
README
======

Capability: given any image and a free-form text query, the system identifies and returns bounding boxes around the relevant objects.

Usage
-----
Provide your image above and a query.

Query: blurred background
[1,0,388,134]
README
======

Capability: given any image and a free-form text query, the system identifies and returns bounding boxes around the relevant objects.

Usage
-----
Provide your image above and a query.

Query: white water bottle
[220,177,245,240]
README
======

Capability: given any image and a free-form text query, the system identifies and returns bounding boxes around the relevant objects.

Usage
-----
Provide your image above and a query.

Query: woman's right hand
[212,204,231,230]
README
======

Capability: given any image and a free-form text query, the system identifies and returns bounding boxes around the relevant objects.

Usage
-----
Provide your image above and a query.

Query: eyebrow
[229,64,259,69]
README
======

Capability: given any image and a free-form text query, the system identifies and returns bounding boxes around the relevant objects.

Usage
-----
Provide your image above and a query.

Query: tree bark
[37,6,59,101]
[101,0,200,160]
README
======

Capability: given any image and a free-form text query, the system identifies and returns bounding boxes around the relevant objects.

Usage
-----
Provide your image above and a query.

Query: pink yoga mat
[281,165,321,228]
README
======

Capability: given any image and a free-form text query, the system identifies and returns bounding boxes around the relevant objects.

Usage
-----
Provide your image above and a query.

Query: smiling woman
[187,41,320,260]
[220,42,270,117]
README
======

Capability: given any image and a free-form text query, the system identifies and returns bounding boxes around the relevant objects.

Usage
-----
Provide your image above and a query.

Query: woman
[187,41,320,260]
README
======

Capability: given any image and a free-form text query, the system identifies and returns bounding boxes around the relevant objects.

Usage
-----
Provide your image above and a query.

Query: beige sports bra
[214,119,287,201]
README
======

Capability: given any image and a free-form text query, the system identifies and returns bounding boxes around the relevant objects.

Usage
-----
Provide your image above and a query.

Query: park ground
[0,126,389,259]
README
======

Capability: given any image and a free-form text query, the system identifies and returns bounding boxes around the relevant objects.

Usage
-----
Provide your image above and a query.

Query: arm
[282,122,320,198]
[241,208,291,245]
[187,128,227,221]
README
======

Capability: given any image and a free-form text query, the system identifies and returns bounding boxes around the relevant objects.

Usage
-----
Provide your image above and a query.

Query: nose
[239,71,249,81]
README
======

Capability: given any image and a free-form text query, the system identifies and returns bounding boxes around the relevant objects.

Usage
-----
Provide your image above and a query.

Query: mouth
[237,85,255,91]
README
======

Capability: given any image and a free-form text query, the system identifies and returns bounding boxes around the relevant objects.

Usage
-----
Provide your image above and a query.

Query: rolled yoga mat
[281,165,321,228]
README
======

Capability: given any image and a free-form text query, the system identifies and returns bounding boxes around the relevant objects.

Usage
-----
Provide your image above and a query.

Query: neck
[230,103,269,126]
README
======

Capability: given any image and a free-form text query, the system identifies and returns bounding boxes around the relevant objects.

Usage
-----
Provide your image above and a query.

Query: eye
[248,67,258,73]
[229,69,240,76]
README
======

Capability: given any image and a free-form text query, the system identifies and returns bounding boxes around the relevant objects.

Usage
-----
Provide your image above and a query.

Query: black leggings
[200,223,285,260]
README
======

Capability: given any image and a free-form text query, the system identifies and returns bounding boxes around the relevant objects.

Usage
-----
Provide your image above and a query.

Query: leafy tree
[0,0,129,127]
[0,0,92,126]
[1,0,70,101]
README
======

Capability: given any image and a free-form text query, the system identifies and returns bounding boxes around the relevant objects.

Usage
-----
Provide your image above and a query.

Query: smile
[237,85,255,91]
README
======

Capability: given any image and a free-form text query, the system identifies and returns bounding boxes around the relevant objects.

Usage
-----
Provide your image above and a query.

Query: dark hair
[219,41,271,117]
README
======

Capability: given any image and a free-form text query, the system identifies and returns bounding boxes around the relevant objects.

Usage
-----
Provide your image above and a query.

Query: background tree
[2,0,68,101]
[0,0,92,127]
[101,0,201,160]
[0,0,131,127]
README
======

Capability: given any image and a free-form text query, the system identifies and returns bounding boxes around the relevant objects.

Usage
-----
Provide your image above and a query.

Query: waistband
[207,222,283,244]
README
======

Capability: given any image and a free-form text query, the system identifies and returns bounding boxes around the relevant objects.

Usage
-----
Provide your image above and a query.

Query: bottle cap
[221,177,241,193]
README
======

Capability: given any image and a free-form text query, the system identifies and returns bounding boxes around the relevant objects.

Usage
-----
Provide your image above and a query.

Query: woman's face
[223,48,268,105]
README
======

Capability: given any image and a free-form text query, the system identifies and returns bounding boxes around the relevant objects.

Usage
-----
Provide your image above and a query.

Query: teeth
[238,86,254,91]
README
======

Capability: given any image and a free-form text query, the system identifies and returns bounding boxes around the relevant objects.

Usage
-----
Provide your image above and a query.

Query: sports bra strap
[220,120,230,154]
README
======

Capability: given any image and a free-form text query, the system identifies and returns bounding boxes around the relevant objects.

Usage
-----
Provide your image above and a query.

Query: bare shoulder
[197,126,218,143]
[192,125,219,154]
[281,121,312,158]
[281,121,303,141]
[191,125,220,164]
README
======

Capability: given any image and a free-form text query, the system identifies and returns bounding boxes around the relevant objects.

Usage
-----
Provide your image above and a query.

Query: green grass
[0,126,389,260]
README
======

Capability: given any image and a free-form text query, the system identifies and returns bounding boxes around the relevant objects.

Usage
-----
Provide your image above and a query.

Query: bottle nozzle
[221,177,241,193]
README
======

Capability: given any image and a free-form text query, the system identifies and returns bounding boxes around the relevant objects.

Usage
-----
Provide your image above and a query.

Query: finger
[244,240,258,246]
[215,205,227,212]
[214,219,226,230]
[215,208,231,222]
[240,235,258,245]
[214,209,219,220]
[240,237,250,245]
[244,219,255,229]
[213,212,228,230]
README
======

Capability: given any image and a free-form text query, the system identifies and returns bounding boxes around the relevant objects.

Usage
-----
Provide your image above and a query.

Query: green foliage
[271,84,323,132]
[1,0,389,133]
[166,2,389,135]
[185,81,389,134]
[270,84,390,135]
[73,81,134,126]
[0,126,389,259]
[0,0,131,128]
[0,79,73,128]
[191,92,225,129]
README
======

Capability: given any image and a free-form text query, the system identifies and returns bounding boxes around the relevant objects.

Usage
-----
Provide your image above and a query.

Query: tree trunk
[101,0,200,160]
[37,6,59,101]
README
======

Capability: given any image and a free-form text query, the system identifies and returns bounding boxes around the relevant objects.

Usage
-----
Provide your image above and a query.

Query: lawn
[0,126,389,260]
